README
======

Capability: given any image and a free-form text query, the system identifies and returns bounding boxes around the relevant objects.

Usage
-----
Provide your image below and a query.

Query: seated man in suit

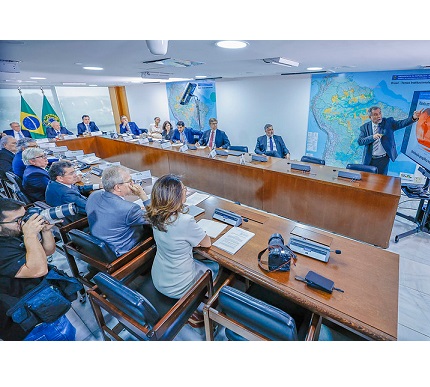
[0,136,18,179]
[198,118,230,149]
[22,147,50,202]
[119,115,147,136]
[12,137,38,179]
[45,160,101,223]
[2,122,32,140]
[255,124,290,159]
[46,121,73,139]
[86,165,151,257]
[171,121,202,144]
[77,115,100,136]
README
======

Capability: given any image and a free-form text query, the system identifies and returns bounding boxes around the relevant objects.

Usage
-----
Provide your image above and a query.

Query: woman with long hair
[146,174,219,299]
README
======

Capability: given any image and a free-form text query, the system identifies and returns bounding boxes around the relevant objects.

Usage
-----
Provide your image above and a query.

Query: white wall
[126,75,312,161]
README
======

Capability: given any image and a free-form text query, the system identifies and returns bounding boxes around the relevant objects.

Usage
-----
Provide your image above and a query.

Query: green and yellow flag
[20,96,46,138]
[42,94,61,129]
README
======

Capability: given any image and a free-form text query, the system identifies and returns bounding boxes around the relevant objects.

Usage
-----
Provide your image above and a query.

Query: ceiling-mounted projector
[263,57,299,67]
[140,71,171,79]
[146,40,169,55]
[0,59,20,73]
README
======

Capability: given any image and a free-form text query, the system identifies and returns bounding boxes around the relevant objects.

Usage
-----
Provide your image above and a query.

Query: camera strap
[257,244,297,273]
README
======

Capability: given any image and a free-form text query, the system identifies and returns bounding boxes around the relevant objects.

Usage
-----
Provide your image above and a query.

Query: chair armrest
[305,313,322,341]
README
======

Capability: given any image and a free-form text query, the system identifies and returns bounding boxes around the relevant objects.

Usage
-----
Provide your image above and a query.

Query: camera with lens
[267,233,296,272]
[22,203,77,224]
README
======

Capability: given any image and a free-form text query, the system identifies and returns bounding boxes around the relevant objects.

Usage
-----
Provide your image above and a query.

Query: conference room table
[57,135,401,248]
[73,154,399,341]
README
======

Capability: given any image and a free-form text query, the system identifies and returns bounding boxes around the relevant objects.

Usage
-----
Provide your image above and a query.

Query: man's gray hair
[16,137,37,151]
[368,106,381,117]
[101,165,130,192]
[22,147,45,165]
[0,136,13,149]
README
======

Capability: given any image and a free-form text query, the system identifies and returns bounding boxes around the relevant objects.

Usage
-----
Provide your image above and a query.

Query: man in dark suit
[119,115,146,135]
[172,120,202,144]
[0,136,18,179]
[198,118,230,149]
[76,115,100,136]
[3,122,32,139]
[22,147,50,202]
[12,137,38,179]
[45,160,100,223]
[255,124,290,159]
[46,121,73,139]
[358,106,423,175]
[86,165,150,257]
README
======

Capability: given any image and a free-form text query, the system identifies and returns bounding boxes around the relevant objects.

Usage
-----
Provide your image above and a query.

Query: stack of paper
[213,227,255,255]
[197,219,227,238]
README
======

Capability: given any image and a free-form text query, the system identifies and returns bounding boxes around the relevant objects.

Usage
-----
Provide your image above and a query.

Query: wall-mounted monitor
[179,82,197,105]
[401,90,430,173]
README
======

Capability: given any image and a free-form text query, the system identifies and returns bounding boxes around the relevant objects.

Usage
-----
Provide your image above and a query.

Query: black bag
[6,266,83,331]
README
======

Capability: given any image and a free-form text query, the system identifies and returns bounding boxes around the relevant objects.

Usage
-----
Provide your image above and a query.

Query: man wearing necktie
[118,115,146,136]
[198,118,230,149]
[255,124,290,159]
[77,115,100,136]
[172,121,202,145]
[2,122,32,140]
[46,121,73,139]
[358,106,423,175]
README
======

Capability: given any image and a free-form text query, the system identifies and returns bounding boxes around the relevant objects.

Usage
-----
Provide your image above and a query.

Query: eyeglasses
[0,216,24,225]
[118,179,134,185]
[32,155,47,160]
[63,171,77,176]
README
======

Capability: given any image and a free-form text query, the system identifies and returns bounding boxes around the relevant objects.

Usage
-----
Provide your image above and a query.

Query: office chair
[4,172,32,204]
[300,155,326,165]
[87,265,214,341]
[5,171,24,191]
[203,274,320,341]
[346,163,378,174]
[1,178,13,199]
[228,145,249,153]
[62,224,154,302]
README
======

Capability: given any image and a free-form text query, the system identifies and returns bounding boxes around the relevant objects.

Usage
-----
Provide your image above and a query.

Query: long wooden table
[58,136,401,248]
[65,147,399,340]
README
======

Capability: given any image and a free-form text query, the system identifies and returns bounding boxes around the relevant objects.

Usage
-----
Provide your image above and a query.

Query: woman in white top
[148,116,163,139]
[146,174,219,299]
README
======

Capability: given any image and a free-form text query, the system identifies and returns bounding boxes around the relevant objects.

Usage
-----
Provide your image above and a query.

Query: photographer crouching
[0,198,77,341]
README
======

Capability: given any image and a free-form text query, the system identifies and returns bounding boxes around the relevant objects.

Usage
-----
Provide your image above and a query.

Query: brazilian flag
[20,96,46,138]
[42,95,61,129]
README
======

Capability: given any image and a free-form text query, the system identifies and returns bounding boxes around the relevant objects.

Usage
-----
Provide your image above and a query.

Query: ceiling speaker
[146,40,169,55]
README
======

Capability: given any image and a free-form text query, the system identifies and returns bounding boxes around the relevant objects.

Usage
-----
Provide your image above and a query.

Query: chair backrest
[346,163,378,174]
[218,285,298,341]
[228,145,249,153]
[93,272,160,328]
[68,228,118,263]
[4,177,32,204]
[5,171,24,191]
[300,155,325,165]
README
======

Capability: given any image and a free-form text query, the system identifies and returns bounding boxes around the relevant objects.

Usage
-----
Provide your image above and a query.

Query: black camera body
[268,233,296,272]
[22,203,77,224]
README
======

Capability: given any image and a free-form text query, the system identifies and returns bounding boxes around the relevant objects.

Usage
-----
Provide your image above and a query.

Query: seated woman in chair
[146,174,219,299]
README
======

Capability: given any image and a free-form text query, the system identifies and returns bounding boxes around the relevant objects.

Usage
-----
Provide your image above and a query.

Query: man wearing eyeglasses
[22,147,50,202]
[0,135,18,179]
[86,165,151,257]
[0,198,76,340]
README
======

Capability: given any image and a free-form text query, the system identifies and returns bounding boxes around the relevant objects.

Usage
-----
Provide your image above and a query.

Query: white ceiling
[1,40,430,88]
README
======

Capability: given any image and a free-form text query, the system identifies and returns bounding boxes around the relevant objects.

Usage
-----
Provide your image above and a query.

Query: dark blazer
[162,129,173,141]
[119,121,146,135]
[3,129,32,138]
[22,165,50,202]
[358,116,415,164]
[199,129,230,149]
[45,126,73,139]
[172,127,202,143]
[12,150,25,179]
[255,135,290,158]
[0,148,15,176]
[77,121,100,136]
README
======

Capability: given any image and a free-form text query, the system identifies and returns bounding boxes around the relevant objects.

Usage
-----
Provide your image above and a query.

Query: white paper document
[185,192,210,206]
[213,227,255,255]
[197,219,227,238]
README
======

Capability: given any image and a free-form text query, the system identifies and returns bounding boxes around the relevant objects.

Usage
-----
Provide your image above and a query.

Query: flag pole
[40,86,44,95]
[18,87,22,95]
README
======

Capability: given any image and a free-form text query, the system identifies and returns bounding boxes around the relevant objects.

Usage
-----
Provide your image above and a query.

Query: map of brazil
[308,71,430,175]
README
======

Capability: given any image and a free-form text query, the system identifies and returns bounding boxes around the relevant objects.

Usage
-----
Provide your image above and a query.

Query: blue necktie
[269,137,274,151]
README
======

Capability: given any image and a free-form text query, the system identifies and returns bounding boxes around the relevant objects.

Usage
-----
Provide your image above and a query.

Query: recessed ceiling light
[62,82,87,85]
[30,77,46,80]
[307,67,323,71]
[215,41,248,49]
[195,75,207,79]
[83,66,103,71]
[89,84,98,87]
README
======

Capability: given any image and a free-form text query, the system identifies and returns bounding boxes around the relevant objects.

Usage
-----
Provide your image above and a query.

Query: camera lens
[39,203,77,223]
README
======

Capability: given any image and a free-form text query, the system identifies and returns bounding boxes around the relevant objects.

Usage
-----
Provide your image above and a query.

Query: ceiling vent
[262,57,299,67]
[140,71,171,80]
[0,60,20,73]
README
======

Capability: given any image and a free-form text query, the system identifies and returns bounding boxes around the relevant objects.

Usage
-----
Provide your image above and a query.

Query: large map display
[166,81,217,131]
[307,71,430,175]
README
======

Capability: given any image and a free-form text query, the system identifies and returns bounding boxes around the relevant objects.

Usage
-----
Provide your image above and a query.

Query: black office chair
[87,266,214,341]
[203,274,320,341]
[346,163,378,174]
[4,172,32,205]
[228,145,249,153]
[5,171,24,191]
[300,155,325,165]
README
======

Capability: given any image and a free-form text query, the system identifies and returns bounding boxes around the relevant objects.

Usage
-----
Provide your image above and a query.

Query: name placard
[65,150,84,158]
[91,131,103,136]
[161,141,172,149]
[179,144,188,153]
[138,138,150,144]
